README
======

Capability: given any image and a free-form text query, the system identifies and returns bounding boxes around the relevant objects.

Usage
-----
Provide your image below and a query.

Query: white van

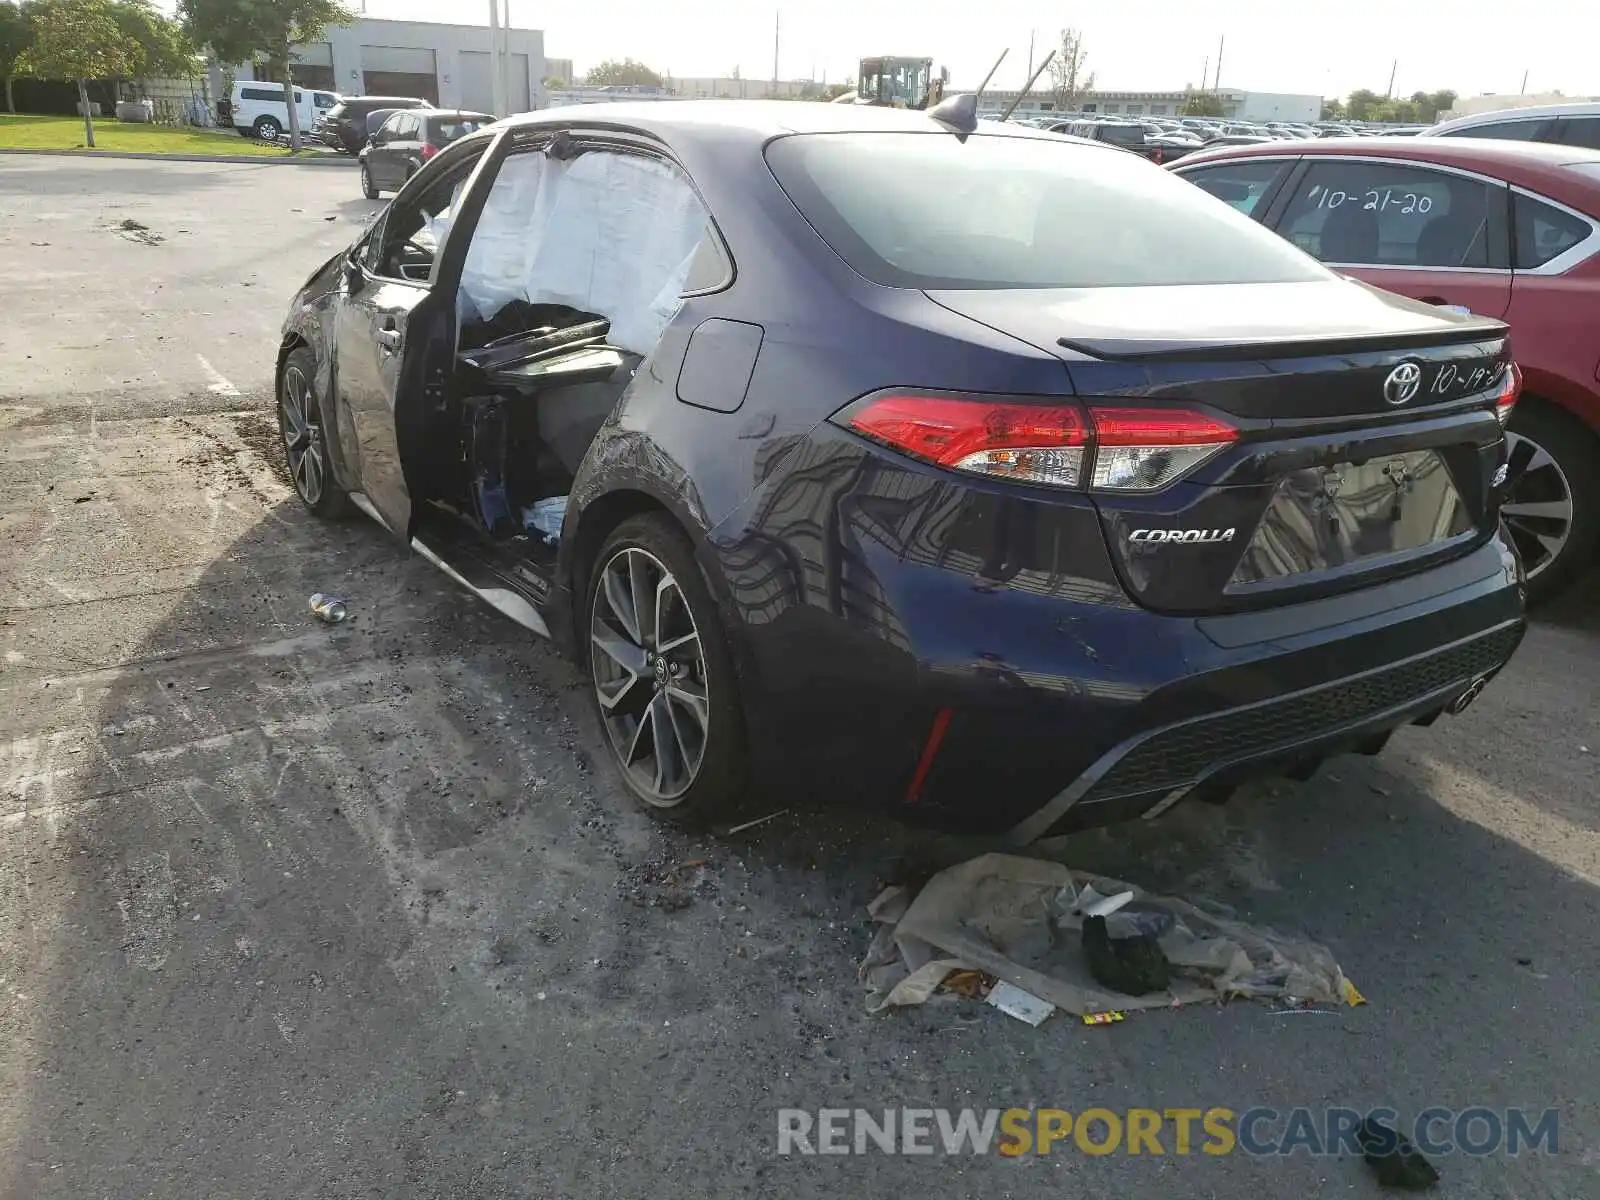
[225,81,340,141]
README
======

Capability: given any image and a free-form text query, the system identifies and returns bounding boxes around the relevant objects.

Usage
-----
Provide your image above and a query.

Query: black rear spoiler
[1056,323,1507,363]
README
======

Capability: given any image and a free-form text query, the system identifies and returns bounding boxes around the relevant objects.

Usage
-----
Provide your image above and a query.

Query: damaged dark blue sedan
[277,100,1526,840]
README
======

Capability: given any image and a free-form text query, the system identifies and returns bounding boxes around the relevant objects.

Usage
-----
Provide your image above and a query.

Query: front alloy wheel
[590,546,710,805]
[278,349,347,518]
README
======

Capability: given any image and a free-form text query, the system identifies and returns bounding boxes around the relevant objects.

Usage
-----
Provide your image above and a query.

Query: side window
[368,152,484,283]
[1442,117,1554,142]
[1179,160,1292,216]
[456,146,725,356]
[1513,193,1592,269]
[1553,116,1600,150]
[1277,161,1497,268]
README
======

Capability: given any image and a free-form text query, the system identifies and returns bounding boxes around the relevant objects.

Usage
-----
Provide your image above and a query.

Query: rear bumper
[1009,616,1522,841]
[719,504,1524,834]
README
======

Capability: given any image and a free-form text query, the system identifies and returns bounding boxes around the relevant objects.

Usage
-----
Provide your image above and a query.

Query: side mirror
[367,133,379,147]
[343,252,365,293]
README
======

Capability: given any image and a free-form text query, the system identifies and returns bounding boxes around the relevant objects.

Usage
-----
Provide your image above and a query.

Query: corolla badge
[1383,362,1423,406]
[1129,528,1236,544]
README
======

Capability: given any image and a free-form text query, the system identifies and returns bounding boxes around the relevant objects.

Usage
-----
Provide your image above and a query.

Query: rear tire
[1502,399,1599,606]
[278,347,348,520]
[360,163,379,200]
[584,514,747,825]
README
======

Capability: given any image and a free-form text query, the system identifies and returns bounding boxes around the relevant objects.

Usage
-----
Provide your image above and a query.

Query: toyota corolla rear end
[714,126,1525,838]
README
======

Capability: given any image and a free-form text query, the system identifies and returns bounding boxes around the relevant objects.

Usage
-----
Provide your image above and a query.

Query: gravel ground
[2,158,1598,1200]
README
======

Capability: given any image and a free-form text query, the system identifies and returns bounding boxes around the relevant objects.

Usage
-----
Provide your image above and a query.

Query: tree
[178,0,353,149]
[19,0,131,146]
[1045,28,1093,113]
[1429,89,1457,120]
[1181,89,1225,117]
[0,1,36,114]
[1345,88,1383,121]
[584,57,663,88]
[108,1,197,102]
[1321,97,1346,121]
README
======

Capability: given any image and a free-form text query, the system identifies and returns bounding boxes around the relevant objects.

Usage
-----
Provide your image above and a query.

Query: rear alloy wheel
[1502,401,1600,605]
[254,116,282,142]
[586,515,745,821]
[278,348,348,519]
[360,163,379,200]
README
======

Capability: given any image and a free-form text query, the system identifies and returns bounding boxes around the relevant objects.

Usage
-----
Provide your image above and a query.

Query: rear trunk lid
[929,281,1513,615]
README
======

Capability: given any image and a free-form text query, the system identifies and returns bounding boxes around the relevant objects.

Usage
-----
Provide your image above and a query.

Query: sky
[156,0,1596,101]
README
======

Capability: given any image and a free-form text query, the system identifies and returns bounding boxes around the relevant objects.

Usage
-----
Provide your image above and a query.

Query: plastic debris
[521,495,568,545]
[1358,1116,1441,1190]
[309,593,348,624]
[985,980,1054,1026]
[724,809,788,835]
[860,854,1364,1019]
[1082,1011,1125,1026]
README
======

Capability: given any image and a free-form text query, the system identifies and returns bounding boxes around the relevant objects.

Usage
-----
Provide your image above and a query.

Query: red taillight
[844,394,1088,487]
[1492,361,1521,427]
[840,393,1236,492]
[421,141,438,160]
[1088,406,1239,491]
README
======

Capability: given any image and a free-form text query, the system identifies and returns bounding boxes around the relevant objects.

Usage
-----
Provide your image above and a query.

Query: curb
[0,147,356,166]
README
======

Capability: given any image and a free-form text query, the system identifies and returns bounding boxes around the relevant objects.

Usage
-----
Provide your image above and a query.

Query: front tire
[360,163,379,200]
[278,347,348,519]
[254,116,282,142]
[585,514,747,824]
[1502,399,1599,605]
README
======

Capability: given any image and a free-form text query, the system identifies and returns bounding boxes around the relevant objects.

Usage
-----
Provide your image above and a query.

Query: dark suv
[316,95,428,155]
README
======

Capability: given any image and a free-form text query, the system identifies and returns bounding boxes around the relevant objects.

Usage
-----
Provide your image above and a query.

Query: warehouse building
[975,87,1321,123]
[224,16,546,115]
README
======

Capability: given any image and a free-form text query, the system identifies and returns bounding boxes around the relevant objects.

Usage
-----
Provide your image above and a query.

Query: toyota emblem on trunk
[1383,362,1423,406]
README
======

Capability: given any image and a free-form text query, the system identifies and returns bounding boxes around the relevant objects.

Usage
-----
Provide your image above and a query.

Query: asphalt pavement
[1,157,1597,1200]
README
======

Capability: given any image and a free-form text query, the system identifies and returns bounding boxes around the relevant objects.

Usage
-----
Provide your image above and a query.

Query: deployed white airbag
[458,150,709,356]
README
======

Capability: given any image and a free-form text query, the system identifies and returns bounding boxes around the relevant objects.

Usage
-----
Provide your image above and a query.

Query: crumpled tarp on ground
[860,854,1360,1017]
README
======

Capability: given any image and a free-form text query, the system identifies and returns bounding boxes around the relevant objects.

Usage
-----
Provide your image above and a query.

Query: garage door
[361,46,438,104]
[459,50,531,117]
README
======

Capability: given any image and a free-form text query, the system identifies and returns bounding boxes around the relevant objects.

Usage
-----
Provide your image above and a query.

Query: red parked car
[1171,137,1600,602]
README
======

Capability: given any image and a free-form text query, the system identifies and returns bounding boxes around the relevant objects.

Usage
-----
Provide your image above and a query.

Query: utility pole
[499,0,515,113]
[1214,35,1224,92]
[1520,69,1529,94]
[1386,58,1397,99]
[772,9,780,96]
[488,0,507,116]
[1026,30,1034,87]
[1201,55,1208,92]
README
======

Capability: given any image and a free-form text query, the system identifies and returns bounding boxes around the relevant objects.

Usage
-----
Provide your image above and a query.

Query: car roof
[421,109,495,121]
[344,96,427,106]
[492,98,1084,145]
[1173,135,1600,213]
[1426,101,1600,132]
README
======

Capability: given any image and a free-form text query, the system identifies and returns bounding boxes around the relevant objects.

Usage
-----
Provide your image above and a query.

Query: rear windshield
[431,117,489,143]
[764,132,1329,289]
[1094,124,1146,147]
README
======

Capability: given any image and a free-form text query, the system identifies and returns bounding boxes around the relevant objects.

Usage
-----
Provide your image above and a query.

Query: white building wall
[236,17,546,114]
[1233,91,1322,122]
